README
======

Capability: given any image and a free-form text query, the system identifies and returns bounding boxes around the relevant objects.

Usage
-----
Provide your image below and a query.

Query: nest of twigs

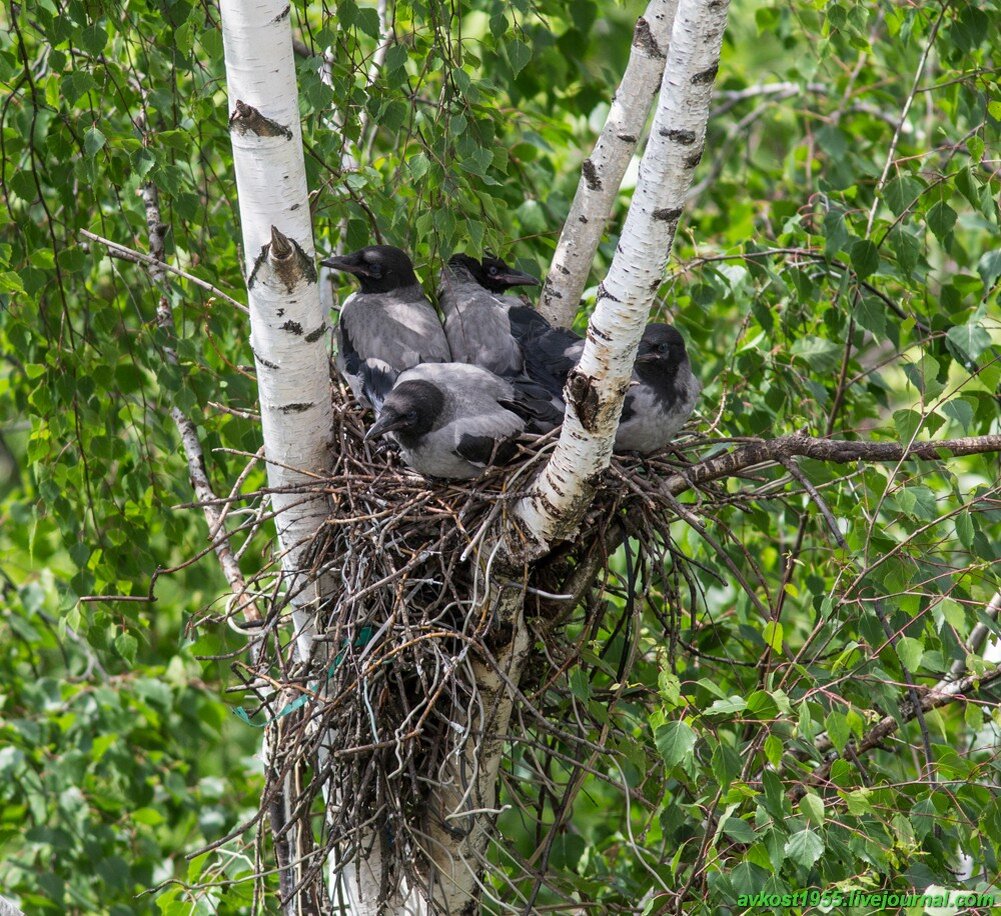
[239,382,704,906]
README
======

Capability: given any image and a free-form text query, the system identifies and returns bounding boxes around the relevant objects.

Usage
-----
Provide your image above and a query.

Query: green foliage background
[1,0,1000,912]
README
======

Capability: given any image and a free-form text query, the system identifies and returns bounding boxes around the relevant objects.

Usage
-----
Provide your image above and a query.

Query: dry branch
[660,433,1001,497]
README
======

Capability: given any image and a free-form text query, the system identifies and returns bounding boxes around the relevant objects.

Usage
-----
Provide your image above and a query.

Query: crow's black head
[322,245,419,293]
[635,323,689,371]
[365,379,444,446]
[448,253,540,293]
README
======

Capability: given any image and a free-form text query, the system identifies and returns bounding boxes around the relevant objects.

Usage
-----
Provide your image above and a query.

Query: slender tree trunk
[217,1,333,911]
[539,0,678,328]
[218,0,332,661]
[516,0,732,556]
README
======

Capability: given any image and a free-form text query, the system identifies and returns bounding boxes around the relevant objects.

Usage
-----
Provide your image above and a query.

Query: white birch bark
[516,0,731,554]
[538,0,678,328]
[218,5,336,914]
[219,0,333,659]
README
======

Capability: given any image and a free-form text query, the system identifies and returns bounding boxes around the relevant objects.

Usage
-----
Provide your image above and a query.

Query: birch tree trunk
[516,0,732,556]
[539,0,678,328]
[218,0,332,660]
[218,1,334,912]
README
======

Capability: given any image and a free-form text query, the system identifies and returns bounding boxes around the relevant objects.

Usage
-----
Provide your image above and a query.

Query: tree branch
[140,179,263,628]
[659,433,1001,498]
[513,0,732,557]
[539,0,678,327]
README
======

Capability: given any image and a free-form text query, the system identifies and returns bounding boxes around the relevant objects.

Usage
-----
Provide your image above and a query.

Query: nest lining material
[240,382,702,905]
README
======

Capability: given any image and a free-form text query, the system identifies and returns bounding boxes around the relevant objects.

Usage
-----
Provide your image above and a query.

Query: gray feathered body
[335,285,451,406]
[389,363,524,479]
[439,265,523,377]
[615,360,701,454]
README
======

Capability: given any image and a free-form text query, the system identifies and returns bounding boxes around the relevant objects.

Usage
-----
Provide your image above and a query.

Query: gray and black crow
[438,254,541,377]
[364,362,556,479]
[322,245,451,409]
[615,324,700,454]
[519,322,700,454]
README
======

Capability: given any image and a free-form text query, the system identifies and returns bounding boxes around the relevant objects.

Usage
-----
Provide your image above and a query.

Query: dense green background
[1,0,999,912]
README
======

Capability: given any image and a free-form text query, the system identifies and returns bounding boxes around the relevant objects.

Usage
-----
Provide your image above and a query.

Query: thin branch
[539,0,677,327]
[864,1,949,236]
[515,0,732,555]
[140,179,263,626]
[80,228,249,313]
[660,433,1001,498]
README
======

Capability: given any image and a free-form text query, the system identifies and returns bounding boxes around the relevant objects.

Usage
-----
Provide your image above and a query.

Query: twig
[80,228,249,314]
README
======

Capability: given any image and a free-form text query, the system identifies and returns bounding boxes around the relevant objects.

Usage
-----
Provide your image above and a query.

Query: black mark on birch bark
[652,207,683,223]
[280,320,303,335]
[632,17,666,59]
[280,402,313,414]
[252,348,279,370]
[660,127,697,145]
[578,214,589,224]
[229,100,293,140]
[582,158,602,191]
[596,282,620,303]
[691,64,720,86]
[616,133,637,143]
[272,4,290,21]
[305,323,328,343]
[567,370,601,431]
[684,147,705,169]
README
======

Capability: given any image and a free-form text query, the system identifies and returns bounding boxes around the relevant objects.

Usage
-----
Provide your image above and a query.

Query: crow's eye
[405,410,418,422]
[369,263,383,278]
[487,265,499,277]
[657,343,670,354]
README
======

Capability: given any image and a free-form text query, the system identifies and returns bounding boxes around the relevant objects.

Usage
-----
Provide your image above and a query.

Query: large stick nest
[236,383,706,907]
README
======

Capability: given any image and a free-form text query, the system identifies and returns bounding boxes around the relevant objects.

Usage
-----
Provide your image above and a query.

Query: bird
[614,324,700,454]
[438,253,541,377]
[321,245,451,409]
[519,322,699,454]
[364,362,557,479]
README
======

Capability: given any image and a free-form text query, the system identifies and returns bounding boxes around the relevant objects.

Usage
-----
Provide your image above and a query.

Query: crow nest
[230,381,711,906]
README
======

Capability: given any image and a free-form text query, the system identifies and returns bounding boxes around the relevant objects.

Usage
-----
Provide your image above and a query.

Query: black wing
[499,376,565,434]
[519,325,583,400]
[455,433,518,466]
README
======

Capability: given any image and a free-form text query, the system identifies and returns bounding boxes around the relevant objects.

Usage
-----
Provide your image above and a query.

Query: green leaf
[383,45,408,74]
[722,816,758,844]
[954,511,974,550]
[791,335,842,373]
[784,828,824,869]
[946,321,992,363]
[84,126,106,158]
[655,720,696,767]
[941,398,973,432]
[799,793,825,827]
[977,249,1001,290]
[507,39,531,75]
[824,712,850,753]
[884,175,924,217]
[764,734,783,767]
[705,696,748,717]
[896,636,924,671]
[892,408,922,443]
[762,621,783,653]
[850,239,879,279]
[928,200,958,244]
[115,631,138,664]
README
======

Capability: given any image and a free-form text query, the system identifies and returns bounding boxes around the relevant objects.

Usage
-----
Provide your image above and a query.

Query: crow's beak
[321,255,370,276]
[365,413,404,441]
[496,268,540,287]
